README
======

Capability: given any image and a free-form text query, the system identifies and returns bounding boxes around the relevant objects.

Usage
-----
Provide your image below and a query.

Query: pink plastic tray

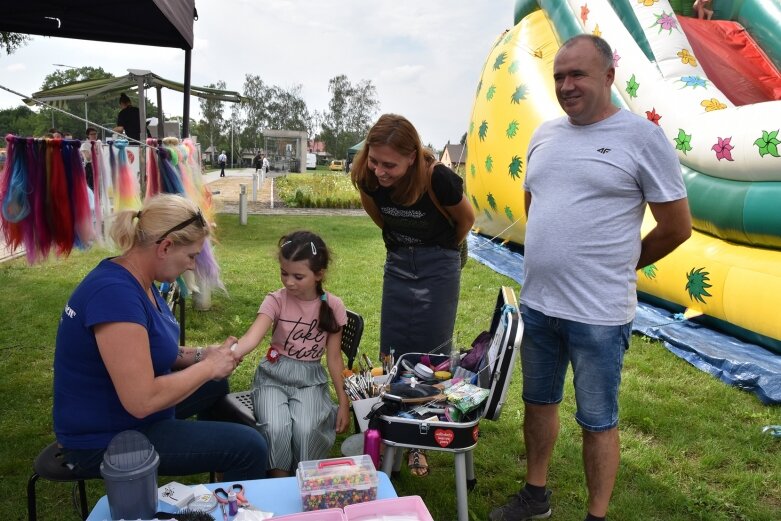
[271,507,346,520]
[343,496,434,521]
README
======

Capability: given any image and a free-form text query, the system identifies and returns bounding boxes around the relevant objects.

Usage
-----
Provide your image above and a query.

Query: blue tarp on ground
[466,233,781,404]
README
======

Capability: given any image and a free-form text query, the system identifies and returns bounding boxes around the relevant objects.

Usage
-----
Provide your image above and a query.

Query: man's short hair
[119,93,131,105]
[561,34,614,70]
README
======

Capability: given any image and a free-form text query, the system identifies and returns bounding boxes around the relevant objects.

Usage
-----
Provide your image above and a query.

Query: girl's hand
[205,336,239,379]
[335,402,351,434]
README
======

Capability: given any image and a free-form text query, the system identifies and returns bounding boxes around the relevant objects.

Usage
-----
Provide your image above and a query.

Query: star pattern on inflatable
[674,129,693,154]
[711,137,734,161]
[652,11,679,34]
[701,98,727,112]
[679,75,708,88]
[754,130,780,158]
[493,52,507,71]
[592,24,602,37]
[626,74,640,98]
[677,49,698,67]
[686,267,713,304]
[645,108,662,125]
[613,50,621,68]
[511,84,528,104]
[486,85,497,101]
[637,0,659,6]
[485,155,494,173]
[506,120,520,138]
[580,4,590,24]
[642,264,658,279]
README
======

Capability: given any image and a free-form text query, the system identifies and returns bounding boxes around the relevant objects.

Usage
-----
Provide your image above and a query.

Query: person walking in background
[693,0,714,20]
[218,150,227,177]
[114,93,141,142]
[262,154,270,175]
[231,231,351,477]
[80,127,98,190]
[351,113,475,477]
[489,34,691,521]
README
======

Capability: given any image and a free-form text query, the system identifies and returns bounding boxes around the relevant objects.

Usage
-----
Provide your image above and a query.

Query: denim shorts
[520,305,631,431]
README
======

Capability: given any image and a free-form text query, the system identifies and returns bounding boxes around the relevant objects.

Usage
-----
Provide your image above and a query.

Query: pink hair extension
[145,138,161,197]
[29,139,51,262]
[67,141,95,247]
[47,138,74,256]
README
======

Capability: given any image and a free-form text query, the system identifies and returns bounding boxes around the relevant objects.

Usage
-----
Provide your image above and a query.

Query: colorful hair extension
[113,139,141,211]
[158,144,185,195]
[89,141,103,232]
[67,140,95,247]
[0,135,26,252]
[29,138,51,262]
[145,138,160,197]
[47,138,74,256]
[194,239,226,294]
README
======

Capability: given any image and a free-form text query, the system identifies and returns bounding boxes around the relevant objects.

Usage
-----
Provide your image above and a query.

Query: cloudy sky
[0,1,512,147]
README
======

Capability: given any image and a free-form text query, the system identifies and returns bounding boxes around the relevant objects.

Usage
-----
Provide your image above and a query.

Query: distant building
[440,142,467,174]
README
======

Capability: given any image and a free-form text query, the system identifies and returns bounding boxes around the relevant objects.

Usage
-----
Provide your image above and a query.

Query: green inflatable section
[512,0,781,250]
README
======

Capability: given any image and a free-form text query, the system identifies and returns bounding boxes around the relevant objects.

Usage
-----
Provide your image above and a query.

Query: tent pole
[137,74,147,195]
[183,49,192,138]
[157,86,164,138]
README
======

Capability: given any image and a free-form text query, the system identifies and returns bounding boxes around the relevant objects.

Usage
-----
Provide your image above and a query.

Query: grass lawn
[1,214,779,520]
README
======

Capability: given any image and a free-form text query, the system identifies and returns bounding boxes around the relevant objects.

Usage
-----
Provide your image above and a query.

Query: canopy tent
[347,139,365,166]
[27,71,244,138]
[0,0,197,136]
[29,73,243,104]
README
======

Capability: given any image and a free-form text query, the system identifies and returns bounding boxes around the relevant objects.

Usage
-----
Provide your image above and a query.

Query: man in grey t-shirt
[490,35,691,521]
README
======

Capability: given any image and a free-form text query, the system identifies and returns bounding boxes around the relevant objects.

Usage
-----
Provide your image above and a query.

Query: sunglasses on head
[155,209,206,244]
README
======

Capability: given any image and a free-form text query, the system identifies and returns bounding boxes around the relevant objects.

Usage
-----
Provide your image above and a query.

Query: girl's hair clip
[280,240,293,248]
[311,241,317,255]
[320,293,327,302]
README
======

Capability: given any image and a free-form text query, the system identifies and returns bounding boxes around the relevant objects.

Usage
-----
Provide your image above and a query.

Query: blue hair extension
[1,136,31,223]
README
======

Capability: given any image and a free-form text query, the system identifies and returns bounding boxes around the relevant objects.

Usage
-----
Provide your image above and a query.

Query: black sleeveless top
[366,164,464,250]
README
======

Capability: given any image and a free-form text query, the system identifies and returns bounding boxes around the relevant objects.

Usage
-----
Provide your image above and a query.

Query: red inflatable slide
[679,17,781,106]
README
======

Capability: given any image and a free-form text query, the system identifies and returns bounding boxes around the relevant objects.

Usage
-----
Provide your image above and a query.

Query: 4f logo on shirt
[597,147,611,154]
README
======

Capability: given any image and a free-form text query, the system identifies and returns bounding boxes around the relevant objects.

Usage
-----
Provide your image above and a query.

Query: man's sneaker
[489,488,552,521]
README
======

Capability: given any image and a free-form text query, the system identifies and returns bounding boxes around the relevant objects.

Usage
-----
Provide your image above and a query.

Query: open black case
[377,286,523,521]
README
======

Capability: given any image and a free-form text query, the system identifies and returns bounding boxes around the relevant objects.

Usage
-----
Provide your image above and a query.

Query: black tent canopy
[0,0,197,136]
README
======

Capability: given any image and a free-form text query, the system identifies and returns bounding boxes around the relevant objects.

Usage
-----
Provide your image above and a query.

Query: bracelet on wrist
[194,347,204,363]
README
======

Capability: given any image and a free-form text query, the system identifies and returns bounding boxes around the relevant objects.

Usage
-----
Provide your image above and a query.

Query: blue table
[86,472,397,520]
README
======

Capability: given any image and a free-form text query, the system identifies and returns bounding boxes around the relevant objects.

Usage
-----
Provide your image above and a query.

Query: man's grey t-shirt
[522,109,687,325]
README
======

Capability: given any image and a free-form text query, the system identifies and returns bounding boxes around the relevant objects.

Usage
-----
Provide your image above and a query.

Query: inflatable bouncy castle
[466,0,781,353]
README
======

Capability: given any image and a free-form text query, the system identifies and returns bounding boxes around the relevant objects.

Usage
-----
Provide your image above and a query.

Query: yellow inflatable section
[466,9,781,353]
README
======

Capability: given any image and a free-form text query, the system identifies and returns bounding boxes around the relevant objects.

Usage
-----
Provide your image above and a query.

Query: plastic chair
[27,441,94,521]
[221,309,364,426]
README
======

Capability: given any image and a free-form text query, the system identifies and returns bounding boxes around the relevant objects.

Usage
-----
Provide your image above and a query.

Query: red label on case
[434,428,455,447]
[472,425,480,442]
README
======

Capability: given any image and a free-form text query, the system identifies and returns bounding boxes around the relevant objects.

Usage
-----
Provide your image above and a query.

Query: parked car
[329,159,345,171]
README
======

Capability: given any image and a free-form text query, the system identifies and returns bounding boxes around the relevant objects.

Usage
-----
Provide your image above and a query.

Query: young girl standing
[233,230,351,477]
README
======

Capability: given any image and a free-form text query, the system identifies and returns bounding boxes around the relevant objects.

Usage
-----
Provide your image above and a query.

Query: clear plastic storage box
[296,455,378,511]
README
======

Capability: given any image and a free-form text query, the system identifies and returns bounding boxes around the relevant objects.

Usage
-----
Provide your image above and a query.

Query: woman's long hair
[351,113,436,206]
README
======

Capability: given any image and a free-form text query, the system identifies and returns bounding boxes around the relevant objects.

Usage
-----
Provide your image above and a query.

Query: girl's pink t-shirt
[259,288,347,361]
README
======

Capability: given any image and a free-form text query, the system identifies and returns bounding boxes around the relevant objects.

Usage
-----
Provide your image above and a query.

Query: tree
[0,32,30,55]
[321,75,380,159]
[0,106,42,137]
[198,81,227,162]
[266,84,309,132]
[241,74,271,148]
[460,132,467,145]
[38,66,117,136]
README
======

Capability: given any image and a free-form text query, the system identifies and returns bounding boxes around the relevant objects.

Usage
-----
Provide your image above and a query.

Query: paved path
[203,167,365,216]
